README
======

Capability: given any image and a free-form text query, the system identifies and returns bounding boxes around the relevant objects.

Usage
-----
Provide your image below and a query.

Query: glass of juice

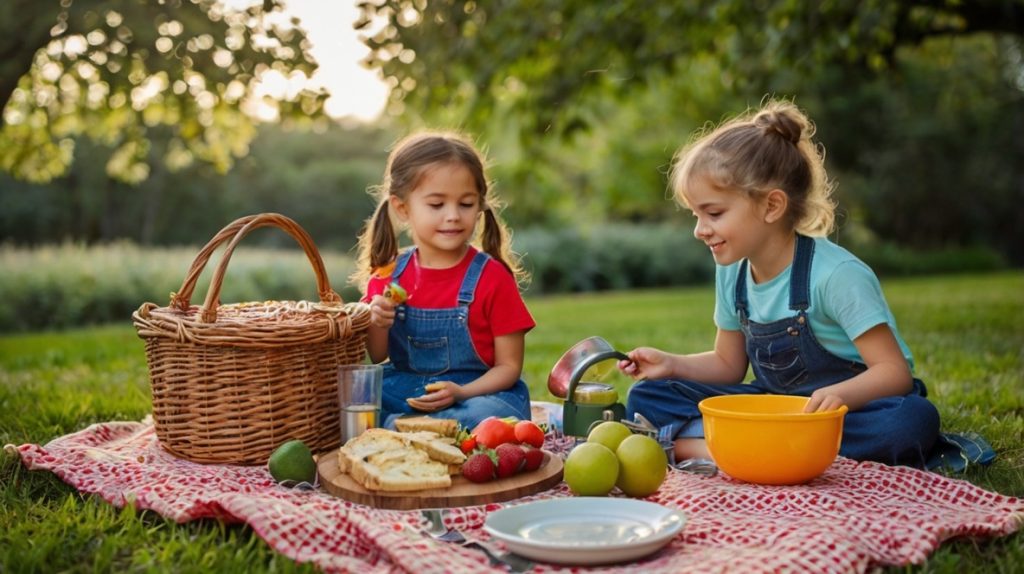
[338,364,383,445]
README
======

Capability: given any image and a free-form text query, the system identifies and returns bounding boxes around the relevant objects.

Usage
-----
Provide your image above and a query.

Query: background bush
[0,225,1008,333]
[0,241,359,333]
[515,224,715,294]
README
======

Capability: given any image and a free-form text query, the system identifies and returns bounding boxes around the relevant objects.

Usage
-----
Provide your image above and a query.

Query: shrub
[513,224,715,295]
[0,242,356,333]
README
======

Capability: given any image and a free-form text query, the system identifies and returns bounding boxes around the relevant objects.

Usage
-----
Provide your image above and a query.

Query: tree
[0,0,328,184]
[358,0,1024,136]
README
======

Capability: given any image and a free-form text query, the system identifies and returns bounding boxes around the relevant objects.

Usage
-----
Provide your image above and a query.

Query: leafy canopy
[358,0,1023,135]
[0,0,329,184]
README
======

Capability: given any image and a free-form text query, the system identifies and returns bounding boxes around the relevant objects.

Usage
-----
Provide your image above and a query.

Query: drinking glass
[338,364,383,444]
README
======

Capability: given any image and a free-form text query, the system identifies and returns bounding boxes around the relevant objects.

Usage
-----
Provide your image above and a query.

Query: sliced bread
[339,428,465,491]
[393,416,460,437]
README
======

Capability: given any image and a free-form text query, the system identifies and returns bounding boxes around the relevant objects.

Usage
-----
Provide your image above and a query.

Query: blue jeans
[626,378,940,466]
[381,367,531,430]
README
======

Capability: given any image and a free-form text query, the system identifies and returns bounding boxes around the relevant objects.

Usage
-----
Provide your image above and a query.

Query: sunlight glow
[221,0,389,123]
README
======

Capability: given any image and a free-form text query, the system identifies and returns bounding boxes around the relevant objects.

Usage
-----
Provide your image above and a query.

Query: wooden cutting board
[317,449,564,510]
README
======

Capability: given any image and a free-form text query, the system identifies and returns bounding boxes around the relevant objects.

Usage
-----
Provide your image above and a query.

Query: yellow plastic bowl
[698,394,848,485]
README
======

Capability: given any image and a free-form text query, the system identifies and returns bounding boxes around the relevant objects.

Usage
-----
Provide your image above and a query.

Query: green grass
[2,272,1022,572]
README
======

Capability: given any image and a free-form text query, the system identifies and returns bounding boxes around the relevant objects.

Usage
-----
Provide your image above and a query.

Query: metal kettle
[547,336,629,436]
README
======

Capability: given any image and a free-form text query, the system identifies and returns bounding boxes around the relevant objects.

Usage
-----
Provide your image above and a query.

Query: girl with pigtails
[352,131,534,430]
[619,99,974,469]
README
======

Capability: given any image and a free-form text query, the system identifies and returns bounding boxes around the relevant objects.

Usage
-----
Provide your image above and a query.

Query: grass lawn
[2,272,1022,572]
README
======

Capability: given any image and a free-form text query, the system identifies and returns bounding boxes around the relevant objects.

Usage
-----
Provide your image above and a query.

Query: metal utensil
[672,458,719,477]
[548,337,632,436]
[634,414,718,477]
[421,510,534,572]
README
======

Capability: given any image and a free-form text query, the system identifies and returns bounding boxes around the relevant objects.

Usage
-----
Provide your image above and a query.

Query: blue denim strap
[735,259,749,319]
[456,251,491,306]
[393,248,415,280]
[788,234,814,311]
[734,234,815,317]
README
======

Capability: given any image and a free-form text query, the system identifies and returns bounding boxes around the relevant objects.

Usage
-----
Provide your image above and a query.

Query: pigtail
[479,205,529,288]
[351,198,399,290]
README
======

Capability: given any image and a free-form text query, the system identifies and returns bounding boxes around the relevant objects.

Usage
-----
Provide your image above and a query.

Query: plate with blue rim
[483,497,686,566]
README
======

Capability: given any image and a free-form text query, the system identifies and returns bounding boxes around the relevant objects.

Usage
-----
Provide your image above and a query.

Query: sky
[239,0,390,122]
[284,1,389,122]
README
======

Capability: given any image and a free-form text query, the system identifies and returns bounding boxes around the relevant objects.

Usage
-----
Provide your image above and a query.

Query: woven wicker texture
[133,213,371,465]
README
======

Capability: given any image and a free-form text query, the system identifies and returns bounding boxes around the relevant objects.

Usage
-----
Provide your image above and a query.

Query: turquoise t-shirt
[713,237,915,371]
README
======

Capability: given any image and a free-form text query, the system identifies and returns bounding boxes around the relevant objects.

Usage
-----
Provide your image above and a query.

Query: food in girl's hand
[405,383,450,409]
[472,416,518,448]
[513,420,545,448]
[383,281,408,304]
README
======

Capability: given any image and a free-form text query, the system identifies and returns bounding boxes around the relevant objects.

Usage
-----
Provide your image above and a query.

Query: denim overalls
[380,248,532,430]
[626,235,941,467]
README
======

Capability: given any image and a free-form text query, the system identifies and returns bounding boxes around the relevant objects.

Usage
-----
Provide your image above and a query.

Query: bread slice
[394,416,459,437]
[404,431,467,464]
[339,428,464,491]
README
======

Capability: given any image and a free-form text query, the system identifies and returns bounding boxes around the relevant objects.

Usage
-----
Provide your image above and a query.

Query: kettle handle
[565,349,631,402]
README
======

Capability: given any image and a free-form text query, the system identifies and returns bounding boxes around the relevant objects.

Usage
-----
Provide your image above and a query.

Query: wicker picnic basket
[132,213,371,465]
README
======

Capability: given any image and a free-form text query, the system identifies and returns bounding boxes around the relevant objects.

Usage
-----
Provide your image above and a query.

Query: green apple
[615,434,668,497]
[587,420,633,452]
[268,440,317,484]
[564,442,619,496]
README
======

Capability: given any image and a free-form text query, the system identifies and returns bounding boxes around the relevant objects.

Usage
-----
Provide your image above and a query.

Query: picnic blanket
[8,418,1023,573]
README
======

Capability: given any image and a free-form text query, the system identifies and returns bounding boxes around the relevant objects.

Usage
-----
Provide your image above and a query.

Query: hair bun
[754,109,803,144]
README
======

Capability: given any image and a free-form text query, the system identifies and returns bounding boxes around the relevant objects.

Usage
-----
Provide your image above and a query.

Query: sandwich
[338,428,467,491]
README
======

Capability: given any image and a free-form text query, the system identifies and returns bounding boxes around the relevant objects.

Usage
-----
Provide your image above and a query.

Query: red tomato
[513,420,545,448]
[472,417,517,449]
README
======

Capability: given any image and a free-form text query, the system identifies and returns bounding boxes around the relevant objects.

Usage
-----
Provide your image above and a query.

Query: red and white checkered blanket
[9,419,1023,573]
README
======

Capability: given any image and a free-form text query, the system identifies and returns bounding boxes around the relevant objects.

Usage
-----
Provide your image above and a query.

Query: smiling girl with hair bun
[618,99,988,470]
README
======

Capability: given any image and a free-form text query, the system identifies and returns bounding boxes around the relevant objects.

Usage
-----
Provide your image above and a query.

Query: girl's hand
[405,381,459,412]
[804,388,847,413]
[368,295,396,329]
[618,347,673,380]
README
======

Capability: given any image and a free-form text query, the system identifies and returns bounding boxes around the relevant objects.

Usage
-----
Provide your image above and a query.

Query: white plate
[483,497,686,566]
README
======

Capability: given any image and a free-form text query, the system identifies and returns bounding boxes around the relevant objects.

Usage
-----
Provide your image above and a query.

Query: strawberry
[460,435,478,454]
[513,420,545,448]
[461,452,496,483]
[495,443,526,478]
[521,446,544,471]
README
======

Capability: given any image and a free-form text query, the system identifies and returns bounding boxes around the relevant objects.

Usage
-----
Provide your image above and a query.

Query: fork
[420,509,534,572]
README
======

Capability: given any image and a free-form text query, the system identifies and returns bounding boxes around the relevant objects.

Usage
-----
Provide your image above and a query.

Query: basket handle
[169,213,342,323]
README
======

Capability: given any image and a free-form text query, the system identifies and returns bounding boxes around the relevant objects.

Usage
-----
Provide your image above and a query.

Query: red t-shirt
[362,247,535,366]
